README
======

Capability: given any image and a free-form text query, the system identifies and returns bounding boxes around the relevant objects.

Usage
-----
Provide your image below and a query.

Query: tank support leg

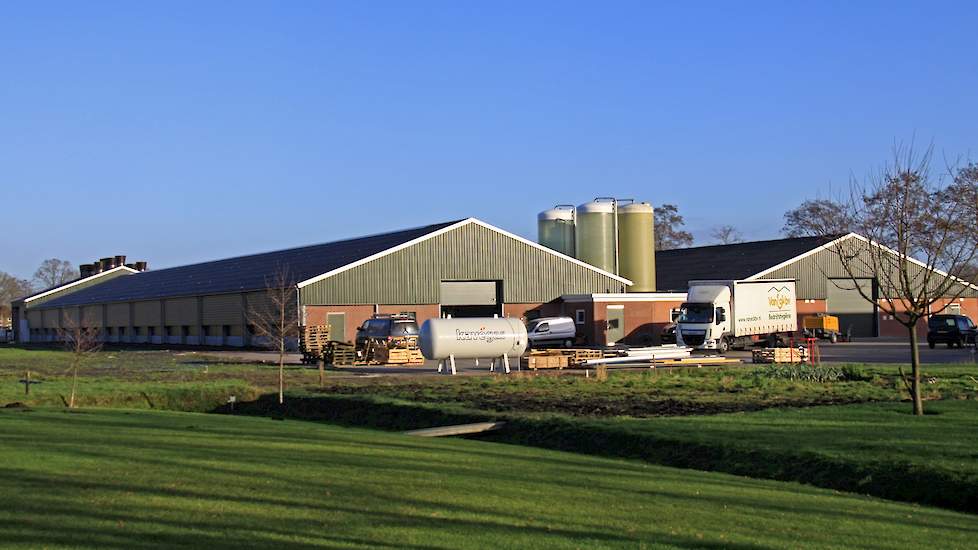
[449,354,457,375]
[502,354,511,374]
[437,360,443,374]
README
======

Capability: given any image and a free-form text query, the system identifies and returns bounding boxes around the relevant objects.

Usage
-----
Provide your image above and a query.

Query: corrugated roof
[39,220,464,308]
[655,235,840,291]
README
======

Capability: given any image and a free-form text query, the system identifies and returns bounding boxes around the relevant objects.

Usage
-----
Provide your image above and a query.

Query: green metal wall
[300,222,626,306]
[757,238,978,300]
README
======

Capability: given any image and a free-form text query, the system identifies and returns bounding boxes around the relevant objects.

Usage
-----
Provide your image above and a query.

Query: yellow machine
[803,314,841,343]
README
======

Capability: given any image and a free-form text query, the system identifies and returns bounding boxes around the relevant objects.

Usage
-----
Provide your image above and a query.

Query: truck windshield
[678,303,714,324]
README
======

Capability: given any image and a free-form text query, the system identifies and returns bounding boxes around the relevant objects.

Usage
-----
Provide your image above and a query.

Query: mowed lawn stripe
[1,409,976,549]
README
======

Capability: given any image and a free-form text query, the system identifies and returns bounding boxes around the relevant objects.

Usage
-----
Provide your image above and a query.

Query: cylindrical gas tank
[537,206,576,257]
[575,200,616,273]
[618,202,656,292]
[419,318,528,359]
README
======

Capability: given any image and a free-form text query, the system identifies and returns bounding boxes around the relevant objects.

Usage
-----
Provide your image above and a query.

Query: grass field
[5,347,978,417]
[2,407,977,549]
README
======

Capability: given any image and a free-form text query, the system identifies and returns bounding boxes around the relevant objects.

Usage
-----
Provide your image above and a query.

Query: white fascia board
[23,265,138,304]
[297,219,471,288]
[562,292,687,303]
[844,233,978,292]
[745,233,858,281]
[297,218,633,288]
[466,218,631,284]
[746,232,978,292]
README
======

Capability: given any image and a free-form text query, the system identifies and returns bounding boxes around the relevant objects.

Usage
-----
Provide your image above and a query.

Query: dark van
[927,314,977,349]
[355,314,420,349]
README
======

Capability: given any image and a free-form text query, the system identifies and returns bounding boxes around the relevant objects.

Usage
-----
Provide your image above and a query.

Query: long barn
[11,218,628,345]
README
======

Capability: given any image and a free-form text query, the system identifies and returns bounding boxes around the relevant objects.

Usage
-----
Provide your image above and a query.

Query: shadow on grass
[216,393,978,515]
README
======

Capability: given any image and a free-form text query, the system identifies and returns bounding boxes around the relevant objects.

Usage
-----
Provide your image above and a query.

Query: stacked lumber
[521,350,569,370]
[752,347,810,364]
[374,346,425,365]
[565,348,604,366]
[299,325,331,364]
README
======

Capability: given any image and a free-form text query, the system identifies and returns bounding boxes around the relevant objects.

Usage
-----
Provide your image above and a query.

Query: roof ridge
[659,233,841,253]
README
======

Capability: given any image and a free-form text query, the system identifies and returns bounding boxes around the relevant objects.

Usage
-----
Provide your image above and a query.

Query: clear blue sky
[3,1,976,280]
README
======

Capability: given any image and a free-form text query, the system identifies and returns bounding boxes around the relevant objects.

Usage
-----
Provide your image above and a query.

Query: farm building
[11,218,629,346]
[558,233,978,345]
[11,220,977,347]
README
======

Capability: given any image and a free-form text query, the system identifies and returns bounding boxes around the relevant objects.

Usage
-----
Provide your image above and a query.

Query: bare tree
[710,224,743,245]
[653,204,694,250]
[825,145,978,415]
[247,266,300,405]
[33,258,79,289]
[782,199,855,237]
[0,271,34,323]
[57,312,103,408]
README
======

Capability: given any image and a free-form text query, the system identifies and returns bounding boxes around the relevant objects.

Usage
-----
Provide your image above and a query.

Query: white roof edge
[297,218,632,288]
[746,232,978,292]
[466,218,631,285]
[23,265,139,303]
[745,233,859,281]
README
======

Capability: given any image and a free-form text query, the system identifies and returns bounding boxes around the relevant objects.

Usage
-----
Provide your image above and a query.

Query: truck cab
[677,285,731,352]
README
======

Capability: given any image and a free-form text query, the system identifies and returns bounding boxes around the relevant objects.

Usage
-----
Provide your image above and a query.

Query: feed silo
[537,205,576,257]
[618,202,656,291]
[575,200,617,273]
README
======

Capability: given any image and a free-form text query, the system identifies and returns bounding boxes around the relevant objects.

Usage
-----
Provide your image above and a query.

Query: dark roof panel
[655,235,840,291]
[40,220,463,308]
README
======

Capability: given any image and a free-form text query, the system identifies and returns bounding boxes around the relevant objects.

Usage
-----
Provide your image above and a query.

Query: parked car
[927,314,977,349]
[526,316,577,348]
[660,323,677,345]
[355,314,420,350]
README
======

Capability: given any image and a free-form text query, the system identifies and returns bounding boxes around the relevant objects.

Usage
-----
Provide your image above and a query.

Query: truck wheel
[717,338,729,354]
[829,332,838,344]
[563,339,573,348]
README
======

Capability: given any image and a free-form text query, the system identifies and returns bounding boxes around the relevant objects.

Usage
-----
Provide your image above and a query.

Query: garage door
[827,278,877,337]
[440,281,501,318]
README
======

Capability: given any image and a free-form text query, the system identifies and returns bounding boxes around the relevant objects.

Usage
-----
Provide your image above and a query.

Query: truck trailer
[676,279,797,353]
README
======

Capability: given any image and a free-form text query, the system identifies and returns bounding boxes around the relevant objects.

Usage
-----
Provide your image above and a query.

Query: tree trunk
[69,363,78,409]
[908,324,924,416]
[319,359,325,388]
[278,347,285,405]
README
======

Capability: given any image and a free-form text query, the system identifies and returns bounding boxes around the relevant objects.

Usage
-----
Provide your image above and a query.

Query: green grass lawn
[2,408,977,549]
[3,347,977,417]
[616,400,978,477]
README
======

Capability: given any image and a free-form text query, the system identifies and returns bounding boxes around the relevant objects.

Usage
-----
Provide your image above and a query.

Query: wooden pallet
[376,347,425,365]
[326,341,358,366]
[752,347,810,364]
[521,353,569,370]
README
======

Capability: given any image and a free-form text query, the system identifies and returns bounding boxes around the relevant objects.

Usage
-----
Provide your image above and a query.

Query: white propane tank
[419,317,528,360]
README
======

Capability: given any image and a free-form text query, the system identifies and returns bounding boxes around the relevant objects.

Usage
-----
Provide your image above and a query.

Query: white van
[526,316,578,348]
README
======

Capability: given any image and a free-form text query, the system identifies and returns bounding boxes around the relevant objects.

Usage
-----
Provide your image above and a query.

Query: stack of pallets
[326,342,358,366]
[752,347,810,364]
[299,325,331,364]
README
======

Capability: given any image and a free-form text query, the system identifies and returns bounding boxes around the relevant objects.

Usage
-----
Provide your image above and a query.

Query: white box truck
[676,279,797,353]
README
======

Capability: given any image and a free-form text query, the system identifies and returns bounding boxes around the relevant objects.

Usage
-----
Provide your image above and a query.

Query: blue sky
[3,1,976,279]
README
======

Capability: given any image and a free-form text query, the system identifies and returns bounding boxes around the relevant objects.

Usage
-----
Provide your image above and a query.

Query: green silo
[618,202,656,291]
[575,200,617,273]
[537,206,576,257]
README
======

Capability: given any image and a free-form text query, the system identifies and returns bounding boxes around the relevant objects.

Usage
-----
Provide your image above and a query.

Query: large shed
[17,218,628,346]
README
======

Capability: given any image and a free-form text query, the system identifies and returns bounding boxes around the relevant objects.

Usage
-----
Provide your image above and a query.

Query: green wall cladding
[757,238,978,300]
[300,222,626,306]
